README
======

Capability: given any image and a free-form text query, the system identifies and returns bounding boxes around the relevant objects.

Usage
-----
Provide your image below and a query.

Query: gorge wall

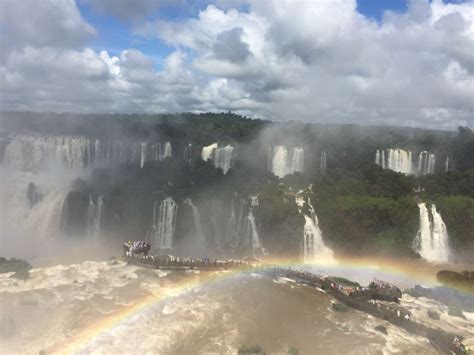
[1,112,472,262]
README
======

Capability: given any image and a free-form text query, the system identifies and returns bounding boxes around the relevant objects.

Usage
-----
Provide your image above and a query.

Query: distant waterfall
[140,142,147,168]
[201,143,234,174]
[163,142,172,159]
[418,151,436,175]
[375,149,414,175]
[413,203,450,263]
[86,195,104,240]
[183,143,193,164]
[202,143,218,161]
[184,199,207,254]
[299,198,333,263]
[376,148,437,175]
[250,195,259,207]
[1,134,175,170]
[320,151,327,176]
[268,145,304,178]
[445,156,450,173]
[151,197,177,250]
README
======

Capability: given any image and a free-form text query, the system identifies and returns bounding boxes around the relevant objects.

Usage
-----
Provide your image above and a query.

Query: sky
[0,0,473,130]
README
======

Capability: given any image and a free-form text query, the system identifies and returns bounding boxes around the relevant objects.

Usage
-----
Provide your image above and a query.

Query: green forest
[1,111,473,261]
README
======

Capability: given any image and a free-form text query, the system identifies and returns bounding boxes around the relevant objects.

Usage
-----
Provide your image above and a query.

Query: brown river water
[0,259,472,354]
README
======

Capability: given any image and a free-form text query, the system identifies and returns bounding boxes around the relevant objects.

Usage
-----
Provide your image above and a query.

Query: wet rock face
[27,183,43,207]
[60,190,89,237]
[0,257,32,274]
[375,325,388,335]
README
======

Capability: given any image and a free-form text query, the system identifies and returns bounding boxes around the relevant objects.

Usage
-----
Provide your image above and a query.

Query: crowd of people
[123,241,151,256]
[123,242,256,268]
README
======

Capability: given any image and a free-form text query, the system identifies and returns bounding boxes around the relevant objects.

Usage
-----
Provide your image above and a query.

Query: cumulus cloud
[0,0,95,56]
[0,0,473,129]
[81,0,185,22]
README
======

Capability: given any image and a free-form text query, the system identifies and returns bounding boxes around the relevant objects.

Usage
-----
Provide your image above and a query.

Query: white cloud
[0,0,473,129]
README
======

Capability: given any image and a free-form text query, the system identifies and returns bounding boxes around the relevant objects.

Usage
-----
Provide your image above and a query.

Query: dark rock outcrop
[427,310,440,320]
[437,270,474,294]
[0,257,32,274]
[331,302,349,312]
[375,325,388,335]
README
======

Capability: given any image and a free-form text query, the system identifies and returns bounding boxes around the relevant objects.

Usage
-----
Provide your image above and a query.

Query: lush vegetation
[1,111,473,260]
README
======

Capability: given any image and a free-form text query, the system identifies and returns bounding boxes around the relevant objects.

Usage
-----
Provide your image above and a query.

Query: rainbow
[47,257,472,354]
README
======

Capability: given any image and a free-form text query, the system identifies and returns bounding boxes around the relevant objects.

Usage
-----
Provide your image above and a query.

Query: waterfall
[202,143,218,161]
[0,168,68,259]
[201,143,234,174]
[86,195,104,240]
[445,156,450,173]
[320,151,327,176]
[270,146,289,178]
[151,197,177,250]
[184,199,207,254]
[183,143,192,164]
[418,151,436,175]
[375,149,414,175]
[298,198,333,263]
[140,142,147,168]
[151,143,162,161]
[269,146,304,178]
[413,203,450,263]
[1,134,176,170]
[213,145,234,174]
[250,196,259,207]
[427,154,436,174]
[243,209,263,256]
[163,142,172,159]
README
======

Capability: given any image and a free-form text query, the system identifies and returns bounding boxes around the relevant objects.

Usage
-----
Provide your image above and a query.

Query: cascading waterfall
[209,196,263,254]
[2,134,176,169]
[269,145,289,178]
[445,156,450,173]
[376,148,437,175]
[183,143,193,164]
[320,151,327,176]
[376,149,410,173]
[184,199,208,254]
[268,145,304,178]
[413,203,450,263]
[250,196,259,207]
[151,143,162,161]
[418,151,436,175]
[213,145,234,174]
[201,143,234,174]
[140,142,147,168]
[163,142,172,159]
[297,197,334,263]
[202,143,218,161]
[86,195,104,240]
[0,168,69,260]
[151,197,177,250]
[244,210,263,256]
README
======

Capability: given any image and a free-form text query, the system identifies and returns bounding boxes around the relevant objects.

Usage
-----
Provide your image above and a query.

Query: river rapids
[1,259,472,354]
